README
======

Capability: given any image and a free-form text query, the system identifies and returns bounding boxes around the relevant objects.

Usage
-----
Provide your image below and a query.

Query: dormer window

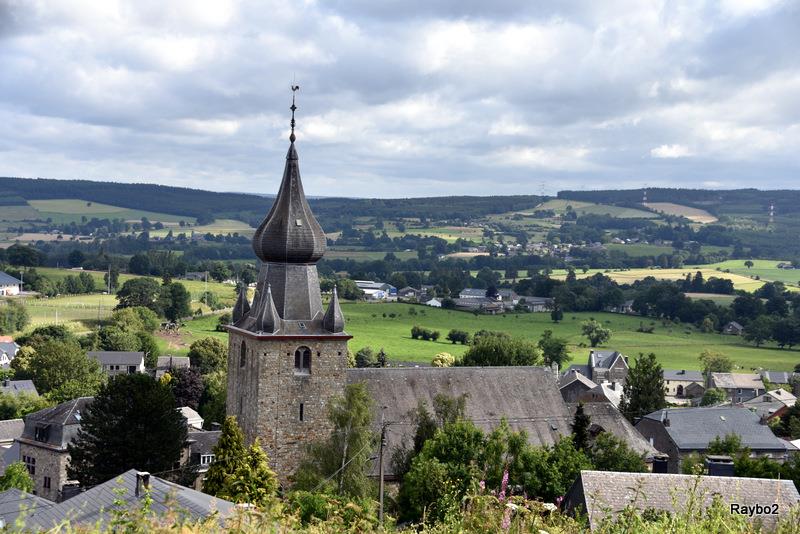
[294,346,311,375]
[34,425,50,443]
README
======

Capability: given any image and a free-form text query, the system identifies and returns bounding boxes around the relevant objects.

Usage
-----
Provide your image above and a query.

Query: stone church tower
[226,92,350,480]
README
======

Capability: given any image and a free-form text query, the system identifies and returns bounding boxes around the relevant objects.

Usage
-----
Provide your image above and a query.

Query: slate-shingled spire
[256,284,280,334]
[232,285,250,324]
[323,286,345,333]
[251,86,327,265]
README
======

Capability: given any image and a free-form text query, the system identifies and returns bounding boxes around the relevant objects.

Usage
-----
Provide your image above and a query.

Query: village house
[722,321,744,335]
[564,470,800,531]
[0,272,22,296]
[0,337,19,369]
[178,406,205,430]
[516,296,554,312]
[88,351,146,377]
[423,297,442,308]
[223,110,655,485]
[182,271,208,282]
[183,430,222,490]
[0,379,38,397]
[567,350,629,384]
[458,288,491,299]
[559,371,598,403]
[709,372,765,402]
[0,469,235,529]
[155,355,190,379]
[16,397,92,501]
[663,369,705,399]
[743,389,797,420]
[496,288,519,305]
[355,280,396,300]
[452,297,504,314]
[397,286,424,301]
[605,299,634,314]
[578,381,623,408]
[634,406,794,473]
[760,370,797,387]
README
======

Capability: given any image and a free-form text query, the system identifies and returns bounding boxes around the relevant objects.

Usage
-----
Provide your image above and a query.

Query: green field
[148,219,253,238]
[533,199,658,219]
[325,249,418,261]
[644,202,717,223]
[156,303,800,370]
[604,243,731,258]
[26,199,195,225]
[691,259,800,288]
[551,267,770,292]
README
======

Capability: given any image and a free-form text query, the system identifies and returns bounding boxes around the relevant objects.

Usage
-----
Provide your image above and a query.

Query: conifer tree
[203,416,278,506]
[571,402,591,451]
[619,352,666,422]
[203,416,247,497]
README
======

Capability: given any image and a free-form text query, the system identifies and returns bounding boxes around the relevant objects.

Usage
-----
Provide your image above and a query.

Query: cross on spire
[290,84,299,143]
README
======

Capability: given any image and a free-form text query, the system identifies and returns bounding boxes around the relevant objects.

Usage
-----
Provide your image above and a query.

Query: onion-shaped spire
[231,284,251,324]
[323,286,345,333]
[251,86,327,264]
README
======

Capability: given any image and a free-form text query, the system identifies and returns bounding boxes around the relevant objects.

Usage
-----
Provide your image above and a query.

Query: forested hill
[557,188,800,217]
[0,176,542,229]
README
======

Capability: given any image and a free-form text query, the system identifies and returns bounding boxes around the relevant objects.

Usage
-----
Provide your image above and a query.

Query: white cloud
[650,144,693,158]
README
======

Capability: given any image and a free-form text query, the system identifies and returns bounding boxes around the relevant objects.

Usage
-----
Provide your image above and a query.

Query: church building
[226,93,655,483]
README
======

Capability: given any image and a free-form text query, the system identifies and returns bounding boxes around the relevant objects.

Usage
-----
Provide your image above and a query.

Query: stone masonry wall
[18,442,70,502]
[227,333,349,485]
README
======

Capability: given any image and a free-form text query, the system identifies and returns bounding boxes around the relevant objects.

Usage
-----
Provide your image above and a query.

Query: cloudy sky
[1,0,798,198]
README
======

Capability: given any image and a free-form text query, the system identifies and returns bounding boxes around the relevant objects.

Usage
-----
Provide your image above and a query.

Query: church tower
[226,88,350,481]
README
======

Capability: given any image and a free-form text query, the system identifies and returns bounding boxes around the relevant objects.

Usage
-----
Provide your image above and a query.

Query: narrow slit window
[240,341,247,368]
[299,403,304,421]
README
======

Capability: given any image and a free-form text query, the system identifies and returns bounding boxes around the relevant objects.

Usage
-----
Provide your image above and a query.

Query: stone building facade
[226,99,350,482]
[16,397,91,501]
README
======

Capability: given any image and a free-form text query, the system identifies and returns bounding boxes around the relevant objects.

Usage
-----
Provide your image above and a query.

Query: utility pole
[378,408,388,525]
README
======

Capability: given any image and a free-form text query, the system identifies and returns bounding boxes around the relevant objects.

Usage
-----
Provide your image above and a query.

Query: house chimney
[705,455,735,477]
[135,472,151,497]
[652,454,669,473]
[680,369,686,375]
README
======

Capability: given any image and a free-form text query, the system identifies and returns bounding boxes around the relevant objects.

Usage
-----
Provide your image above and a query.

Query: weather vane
[290,84,300,142]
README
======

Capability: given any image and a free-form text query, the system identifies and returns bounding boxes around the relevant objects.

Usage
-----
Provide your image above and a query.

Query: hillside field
[163,303,800,372]
[534,199,657,219]
[644,202,718,223]
[690,259,800,287]
[26,199,195,225]
[550,267,778,292]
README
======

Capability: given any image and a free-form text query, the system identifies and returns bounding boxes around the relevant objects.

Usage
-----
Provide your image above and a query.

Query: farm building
[0,272,22,296]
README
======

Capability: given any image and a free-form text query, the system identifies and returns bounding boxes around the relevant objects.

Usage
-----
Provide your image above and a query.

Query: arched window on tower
[294,346,311,375]
[240,341,247,368]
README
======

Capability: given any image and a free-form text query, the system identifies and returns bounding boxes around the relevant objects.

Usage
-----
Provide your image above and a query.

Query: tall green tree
[115,278,161,313]
[581,320,612,347]
[699,349,733,376]
[67,373,187,486]
[203,416,278,507]
[538,329,571,368]
[743,316,774,347]
[571,402,591,451]
[0,301,29,335]
[619,352,666,422]
[159,281,192,321]
[589,432,647,472]
[459,331,541,366]
[25,340,105,401]
[294,383,376,499]
[188,337,227,375]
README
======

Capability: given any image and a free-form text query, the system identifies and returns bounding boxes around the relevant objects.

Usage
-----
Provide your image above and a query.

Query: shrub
[431,353,455,368]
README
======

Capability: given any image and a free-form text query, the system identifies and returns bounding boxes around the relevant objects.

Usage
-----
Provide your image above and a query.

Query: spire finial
[290,84,299,143]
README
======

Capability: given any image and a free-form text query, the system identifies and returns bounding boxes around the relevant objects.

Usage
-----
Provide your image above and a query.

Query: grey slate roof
[322,287,345,333]
[459,288,488,297]
[0,488,51,523]
[156,356,190,369]
[566,470,800,531]
[0,379,38,396]
[21,397,92,449]
[560,371,597,389]
[567,403,656,456]
[0,418,24,442]
[187,430,221,456]
[565,364,590,377]
[663,369,704,382]
[639,407,792,451]
[0,342,19,357]
[88,351,144,366]
[14,469,235,529]
[710,372,764,390]
[589,350,626,369]
[348,366,572,476]
[0,272,22,286]
[761,370,795,384]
